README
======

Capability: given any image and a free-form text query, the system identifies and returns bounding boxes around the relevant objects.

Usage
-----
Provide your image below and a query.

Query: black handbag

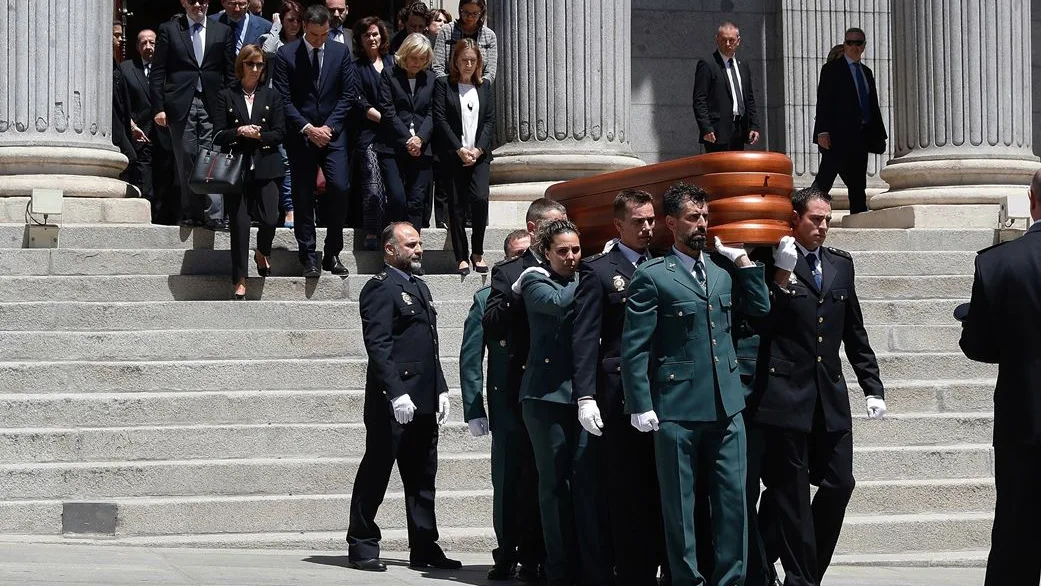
[189,142,245,194]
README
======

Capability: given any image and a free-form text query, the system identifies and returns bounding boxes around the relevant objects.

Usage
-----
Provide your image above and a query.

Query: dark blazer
[149,16,236,122]
[692,50,759,146]
[752,246,883,433]
[359,267,449,415]
[211,84,287,181]
[813,57,886,153]
[112,62,136,163]
[209,11,273,49]
[432,76,495,163]
[519,272,580,404]
[376,65,435,158]
[119,58,172,151]
[960,222,1041,444]
[271,38,357,146]
[350,55,395,148]
[484,248,543,406]
[572,246,640,418]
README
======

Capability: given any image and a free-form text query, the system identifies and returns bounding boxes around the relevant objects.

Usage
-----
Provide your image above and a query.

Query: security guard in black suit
[572,190,666,585]
[481,197,567,581]
[347,222,461,573]
[960,171,1041,585]
[752,187,886,586]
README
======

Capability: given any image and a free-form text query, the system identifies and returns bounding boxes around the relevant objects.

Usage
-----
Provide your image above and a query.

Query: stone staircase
[0,223,998,564]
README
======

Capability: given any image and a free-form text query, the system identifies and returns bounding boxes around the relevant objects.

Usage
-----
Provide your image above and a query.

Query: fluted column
[0,0,130,200]
[487,0,643,201]
[874,0,1037,213]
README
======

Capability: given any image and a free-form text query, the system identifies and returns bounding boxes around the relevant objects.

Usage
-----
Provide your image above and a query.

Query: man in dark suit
[346,221,461,573]
[150,0,236,229]
[811,27,887,214]
[571,189,666,586]
[752,185,886,586]
[692,21,760,153]
[325,0,353,56]
[481,198,568,582]
[272,4,357,277]
[112,21,137,179]
[210,0,273,55]
[121,29,177,224]
[960,171,1041,586]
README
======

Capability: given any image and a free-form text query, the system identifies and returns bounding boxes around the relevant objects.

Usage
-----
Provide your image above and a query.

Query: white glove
[866,395,887,419]
[467,417,489,437]
[714,236,749,264]
[436,392,451,425]
[511,266,550,294]
[773,235,798,272]
[630,410,660,432]
[577,398,604,436]
[391,394,416,425]
[270,13,282,35]
[602,238,619,254]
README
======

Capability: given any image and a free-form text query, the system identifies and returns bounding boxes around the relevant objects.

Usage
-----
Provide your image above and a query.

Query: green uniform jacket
[519,271,580,405]
[621,251,770,423]
[459,286,510,424]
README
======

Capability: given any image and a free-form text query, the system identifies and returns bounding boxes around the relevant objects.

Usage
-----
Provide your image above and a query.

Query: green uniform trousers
[522,399,609,584]
[655,413,748,586]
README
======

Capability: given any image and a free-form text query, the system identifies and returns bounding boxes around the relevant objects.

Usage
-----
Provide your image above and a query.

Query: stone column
[862,0,1038,227]
[0,0,137,221]
[487,0,643,217]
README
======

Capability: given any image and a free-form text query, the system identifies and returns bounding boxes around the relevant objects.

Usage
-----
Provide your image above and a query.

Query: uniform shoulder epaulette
[495,256,521,267]
[975,241,1008,255]
[826,246,852,260]
[477,284,492,293]
[584,252,607,263]
[642,257,667,268]
[371,271,388,281]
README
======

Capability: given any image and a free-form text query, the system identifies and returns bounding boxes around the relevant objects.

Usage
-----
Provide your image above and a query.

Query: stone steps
[0,478,995,537]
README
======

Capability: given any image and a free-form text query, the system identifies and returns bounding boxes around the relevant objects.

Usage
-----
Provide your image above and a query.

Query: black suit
[482,250,546,568]
[812,57,886,214]
[112,61,137,171]
[752,245,883,586]
[960,222,1041,585]
[347,267,450,562]
[572,246,665,586]
[150,16,236,224]
[433,77,495,263]
[692,50,759,152]
[120,58,176,223]
[377,66,435,230]
[212,84,286,284]
[272,39,357,267]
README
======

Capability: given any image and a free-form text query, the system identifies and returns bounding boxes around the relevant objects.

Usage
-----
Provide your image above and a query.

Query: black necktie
[311,48,320,86]
[636,256,646,267]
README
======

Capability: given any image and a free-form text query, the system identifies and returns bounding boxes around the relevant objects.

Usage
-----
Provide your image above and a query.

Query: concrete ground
[0,540,988,585]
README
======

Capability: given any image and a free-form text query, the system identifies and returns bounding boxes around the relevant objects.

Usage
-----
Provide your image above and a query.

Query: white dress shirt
[794,240,823,282]
[457,83,479,149]
[721,54,743,117]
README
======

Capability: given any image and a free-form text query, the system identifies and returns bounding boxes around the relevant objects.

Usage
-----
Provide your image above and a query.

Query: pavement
[0,540,989,585]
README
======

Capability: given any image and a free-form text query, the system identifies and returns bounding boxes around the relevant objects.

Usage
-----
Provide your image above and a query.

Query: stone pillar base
[1,197,151,224]
[840,204,1002,229]
[0,146,128,179]
[0,175,135,199]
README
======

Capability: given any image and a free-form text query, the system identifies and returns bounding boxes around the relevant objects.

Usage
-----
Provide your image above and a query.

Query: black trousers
[814,146,869,214]
[489,398,546,568]
[703,124,747,153]
[430,158,450,228]
[287,140,349,266]
[347,399,440,561]
[759,416,854,586]
[380,154,432,232]
[226,177,279,284]
[985,442,1041,585]
[446,159,490,263]
[168,95,224,224]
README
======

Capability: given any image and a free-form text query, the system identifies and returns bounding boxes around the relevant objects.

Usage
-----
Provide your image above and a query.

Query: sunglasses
[187,0,208,5]
[844,39,865,46]
[245,61,265,70]
[460,10,482,17]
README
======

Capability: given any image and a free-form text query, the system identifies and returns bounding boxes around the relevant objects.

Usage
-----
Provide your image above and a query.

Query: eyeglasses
[459,58,477,65]
[844,39,865,46]
[187,0,208,5]
[460,9,482,18]
[245,61,265,70]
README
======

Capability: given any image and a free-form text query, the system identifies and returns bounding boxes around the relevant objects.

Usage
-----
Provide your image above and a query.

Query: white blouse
[457,83,479,149]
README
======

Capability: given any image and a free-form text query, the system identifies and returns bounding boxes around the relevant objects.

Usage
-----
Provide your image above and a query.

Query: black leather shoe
[409,553,462,570]
[487,561,517,580]
[322,256,349,275]
[348,557,387,572]
[302,263,321,278]
[515,563,543,582]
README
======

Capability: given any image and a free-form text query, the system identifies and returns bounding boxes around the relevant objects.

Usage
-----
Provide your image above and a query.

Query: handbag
[189,141,245,195]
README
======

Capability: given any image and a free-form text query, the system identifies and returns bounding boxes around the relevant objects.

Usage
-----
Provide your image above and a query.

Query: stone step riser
[0,415,993,467]
[845,353,996,381]
[0,481,995,537]
[855,276,973,300]
[834,516,992,556]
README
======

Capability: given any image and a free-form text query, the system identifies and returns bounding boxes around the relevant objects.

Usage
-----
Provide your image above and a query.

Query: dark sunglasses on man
[844,39,865,46]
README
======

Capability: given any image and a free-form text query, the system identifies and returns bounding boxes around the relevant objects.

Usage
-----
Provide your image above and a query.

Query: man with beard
[621,182,770,586]
[571,189,667,585]
[346,221,461,573]
[325,0,353,56]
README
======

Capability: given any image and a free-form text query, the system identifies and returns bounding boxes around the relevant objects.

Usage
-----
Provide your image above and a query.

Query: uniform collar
[614,240,648,267]
[385,263,413,281]
[671,246,704,273]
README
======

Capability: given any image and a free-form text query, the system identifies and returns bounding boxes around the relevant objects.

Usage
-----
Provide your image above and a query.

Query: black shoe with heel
[254,253,271,277]
[470,254,488,274]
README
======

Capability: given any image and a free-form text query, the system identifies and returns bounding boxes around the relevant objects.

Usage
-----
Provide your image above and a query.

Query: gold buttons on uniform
[668,373,675,380]
[770,367,776,373]
[404,370,409,375]
[616,366,621,372]
[712,339,717,346]
[817,356,822,362]
[544,358,550,363]
[677,311,684,316]
[499,340,506,347]
[818,317,824,323]
[708,304,713,310]
[714,357,719,363]
[818,336,823,342]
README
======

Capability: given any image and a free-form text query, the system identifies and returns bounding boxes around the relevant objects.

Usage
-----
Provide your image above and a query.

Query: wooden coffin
[545,151,795,254]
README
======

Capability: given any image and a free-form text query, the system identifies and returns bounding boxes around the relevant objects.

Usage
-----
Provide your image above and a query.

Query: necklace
[242,85,257,100]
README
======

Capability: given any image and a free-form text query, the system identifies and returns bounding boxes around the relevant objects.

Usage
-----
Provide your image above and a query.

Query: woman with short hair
[431,0,496,82]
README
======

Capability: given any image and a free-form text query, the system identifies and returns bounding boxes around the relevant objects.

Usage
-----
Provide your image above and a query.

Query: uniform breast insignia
[788,273,798,285]
[401,291,413,305]
[612,275,626,291]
